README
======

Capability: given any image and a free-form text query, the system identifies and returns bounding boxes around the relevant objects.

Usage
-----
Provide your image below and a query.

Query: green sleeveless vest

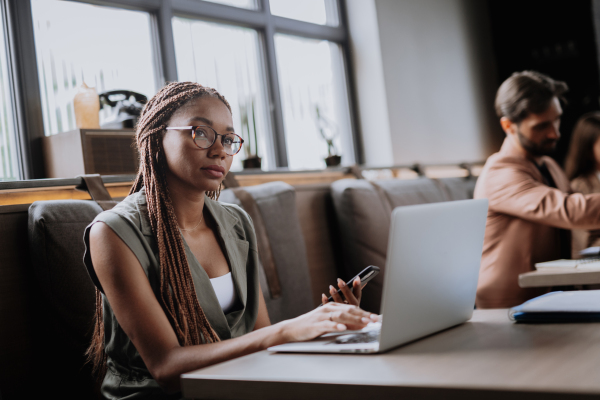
[83,188,260,399]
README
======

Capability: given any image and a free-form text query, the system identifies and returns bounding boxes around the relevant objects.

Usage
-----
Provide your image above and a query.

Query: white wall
[347,0,501,166]
[346,0,394,167]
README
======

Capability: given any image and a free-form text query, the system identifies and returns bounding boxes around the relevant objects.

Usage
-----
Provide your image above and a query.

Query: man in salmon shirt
[474,70,600,308]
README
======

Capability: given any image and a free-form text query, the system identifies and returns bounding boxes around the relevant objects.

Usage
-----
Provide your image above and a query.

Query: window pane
[31,1,158,136]
[275,34,353,170]
[173,17,272,171]
[0,10,19,180]
[202,0,257,9]
[269,0,338,26]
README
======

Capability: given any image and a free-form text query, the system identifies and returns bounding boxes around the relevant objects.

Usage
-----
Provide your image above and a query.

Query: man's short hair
[495,71,568,123]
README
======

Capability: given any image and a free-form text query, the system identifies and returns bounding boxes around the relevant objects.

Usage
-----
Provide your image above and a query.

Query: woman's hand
[321,277,362,306]
[279,302,380,343]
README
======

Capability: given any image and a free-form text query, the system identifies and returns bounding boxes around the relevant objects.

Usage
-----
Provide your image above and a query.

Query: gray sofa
[0,173,476,399]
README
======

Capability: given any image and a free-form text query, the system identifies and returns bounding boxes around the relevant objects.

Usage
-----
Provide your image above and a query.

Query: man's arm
[571,176,600,249]
[483,161,600,230]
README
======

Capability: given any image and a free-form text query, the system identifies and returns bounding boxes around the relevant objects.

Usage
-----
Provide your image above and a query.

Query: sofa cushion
[331,177,476,313]
[295,183,344,307]
[438,176,478,200]
[28,200,102,398]
[220,182,313,323]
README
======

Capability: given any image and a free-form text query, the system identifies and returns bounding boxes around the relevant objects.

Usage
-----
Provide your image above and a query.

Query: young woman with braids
[83,81,378,399]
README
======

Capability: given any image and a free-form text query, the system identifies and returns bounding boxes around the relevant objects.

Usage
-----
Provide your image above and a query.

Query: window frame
[8,0,361,179]
[1,0,25,179]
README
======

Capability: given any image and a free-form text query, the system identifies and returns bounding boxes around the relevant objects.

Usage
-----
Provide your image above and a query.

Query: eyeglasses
[165,126,244,156]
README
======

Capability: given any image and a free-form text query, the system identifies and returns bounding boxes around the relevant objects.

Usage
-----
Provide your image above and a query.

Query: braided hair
[87,81,232,380]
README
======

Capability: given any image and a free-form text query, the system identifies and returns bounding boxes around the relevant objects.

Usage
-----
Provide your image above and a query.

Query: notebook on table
[509,291,600,323]
[268,198,489,354]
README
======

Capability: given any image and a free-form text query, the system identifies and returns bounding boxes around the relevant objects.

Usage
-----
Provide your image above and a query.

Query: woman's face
[163,96,235,194]
[594,136,600,171]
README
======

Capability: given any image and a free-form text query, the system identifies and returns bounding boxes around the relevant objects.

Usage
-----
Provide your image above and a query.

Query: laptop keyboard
[332,330,380,344]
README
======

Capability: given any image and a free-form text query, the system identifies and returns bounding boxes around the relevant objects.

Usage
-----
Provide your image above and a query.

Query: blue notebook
[509,291,600,323]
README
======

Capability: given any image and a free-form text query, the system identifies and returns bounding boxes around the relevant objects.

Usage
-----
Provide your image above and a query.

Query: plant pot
[242,156,262,170]
[324,155,341,167]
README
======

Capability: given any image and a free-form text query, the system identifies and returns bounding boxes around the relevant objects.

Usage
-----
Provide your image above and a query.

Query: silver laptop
[268,198,488,354]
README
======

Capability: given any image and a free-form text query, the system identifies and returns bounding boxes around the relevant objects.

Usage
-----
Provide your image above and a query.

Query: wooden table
[519,267,600,288]
[181,310,600,399]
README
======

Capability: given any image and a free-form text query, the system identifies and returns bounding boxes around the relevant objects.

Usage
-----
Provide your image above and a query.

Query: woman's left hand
[321,277,362,306]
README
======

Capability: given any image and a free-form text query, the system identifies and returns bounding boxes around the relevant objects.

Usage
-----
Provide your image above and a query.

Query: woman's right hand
[279,303,380,343]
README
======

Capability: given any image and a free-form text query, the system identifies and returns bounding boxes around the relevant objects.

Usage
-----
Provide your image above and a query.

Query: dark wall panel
[488,0,600,166]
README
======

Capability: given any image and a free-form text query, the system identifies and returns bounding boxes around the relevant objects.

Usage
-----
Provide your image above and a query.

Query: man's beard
[516,129,558,157]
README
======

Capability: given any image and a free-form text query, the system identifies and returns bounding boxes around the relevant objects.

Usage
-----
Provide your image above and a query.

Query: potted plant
[239,97,261,169]
[315,104,341,167]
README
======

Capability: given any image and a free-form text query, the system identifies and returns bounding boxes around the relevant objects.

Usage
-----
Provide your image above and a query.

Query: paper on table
[578,261,600,269]
[534,259,600,269]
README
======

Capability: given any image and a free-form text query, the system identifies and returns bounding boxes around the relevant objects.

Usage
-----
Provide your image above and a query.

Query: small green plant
[315,104,337,157]
[239,97,259,159]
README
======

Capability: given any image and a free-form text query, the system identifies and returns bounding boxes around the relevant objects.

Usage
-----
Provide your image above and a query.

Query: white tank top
[209,272,238,314]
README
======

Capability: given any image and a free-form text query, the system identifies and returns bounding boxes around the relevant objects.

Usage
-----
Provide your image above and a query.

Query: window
[172,17,272,171]
[202,0,257,9]
[170,0,354,170]
[269,0,339,26]
[31,0,158,136]
[275,34,353,169]
[5,0,356,178]
[0,5,20,181]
